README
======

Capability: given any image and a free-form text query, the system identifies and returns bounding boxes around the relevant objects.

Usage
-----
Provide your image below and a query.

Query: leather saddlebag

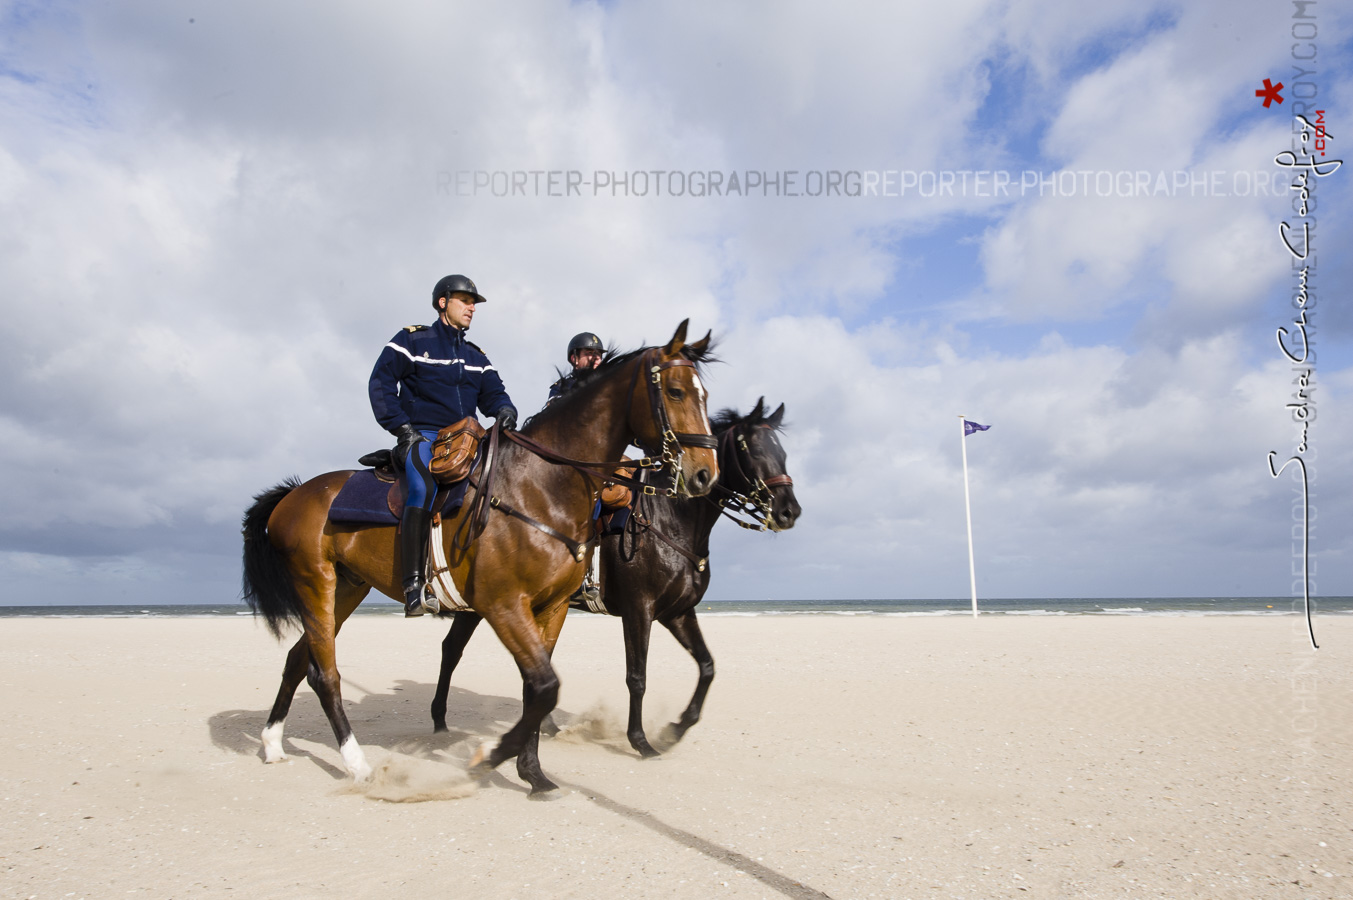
[429,417,486,484]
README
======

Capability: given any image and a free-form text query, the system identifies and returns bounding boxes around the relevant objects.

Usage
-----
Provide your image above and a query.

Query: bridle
[708,423,794,532]
[628,347,720,494]
[615,418,795,574]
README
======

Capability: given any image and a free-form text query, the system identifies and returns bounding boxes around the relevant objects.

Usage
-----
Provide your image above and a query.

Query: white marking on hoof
[261,722,287,763]
[341,736,373,783]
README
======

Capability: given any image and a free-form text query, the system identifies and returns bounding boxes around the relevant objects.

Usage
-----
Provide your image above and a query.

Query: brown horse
[431,398,800,756]
[241,321,717,793]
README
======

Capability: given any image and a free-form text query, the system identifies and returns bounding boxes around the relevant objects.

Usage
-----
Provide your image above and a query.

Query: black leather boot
[400,506,432,617]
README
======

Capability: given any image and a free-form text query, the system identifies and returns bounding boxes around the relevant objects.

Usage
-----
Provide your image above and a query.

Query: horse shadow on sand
[208,679,630,790]
[208,680,833,899]
[215,679,513,784]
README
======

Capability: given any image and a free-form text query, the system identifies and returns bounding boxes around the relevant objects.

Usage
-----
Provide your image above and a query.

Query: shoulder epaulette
[465,339,484,353]
[403,324,429,333]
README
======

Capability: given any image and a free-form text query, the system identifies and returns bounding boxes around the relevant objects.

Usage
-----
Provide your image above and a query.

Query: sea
[2,597,1350,618]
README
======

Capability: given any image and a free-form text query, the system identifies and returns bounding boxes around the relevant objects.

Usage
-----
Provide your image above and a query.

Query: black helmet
[567,332,604,360]
[432,274,487,308]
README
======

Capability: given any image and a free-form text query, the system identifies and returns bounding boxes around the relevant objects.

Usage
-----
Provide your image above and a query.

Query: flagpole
[960,415,978,618]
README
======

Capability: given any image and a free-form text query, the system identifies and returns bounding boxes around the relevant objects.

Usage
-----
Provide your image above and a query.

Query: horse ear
[663,319,690,356]
[686,329,712,355]
[766,402,786,427]
[750,396,766,420]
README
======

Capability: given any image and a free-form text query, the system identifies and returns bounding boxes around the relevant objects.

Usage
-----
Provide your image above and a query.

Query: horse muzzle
[768,492,802,532]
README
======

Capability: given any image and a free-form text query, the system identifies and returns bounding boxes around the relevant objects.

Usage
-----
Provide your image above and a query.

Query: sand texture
[1,613,1349,899]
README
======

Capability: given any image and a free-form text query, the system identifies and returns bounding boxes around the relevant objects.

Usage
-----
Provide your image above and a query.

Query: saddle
[352,448,412,520]
[357,417,485,486]
[351,417,486,520]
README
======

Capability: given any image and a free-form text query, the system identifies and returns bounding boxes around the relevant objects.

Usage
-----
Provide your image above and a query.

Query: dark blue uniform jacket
[368,319,516,434]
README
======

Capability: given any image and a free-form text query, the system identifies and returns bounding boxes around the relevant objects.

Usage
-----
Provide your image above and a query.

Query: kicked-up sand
[1,612,1349,899]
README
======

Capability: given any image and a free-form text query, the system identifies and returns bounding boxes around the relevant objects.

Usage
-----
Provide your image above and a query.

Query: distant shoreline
[2,597,1350,618]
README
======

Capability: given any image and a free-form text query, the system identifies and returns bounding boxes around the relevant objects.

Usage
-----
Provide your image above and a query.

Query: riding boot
[400,506,432,617]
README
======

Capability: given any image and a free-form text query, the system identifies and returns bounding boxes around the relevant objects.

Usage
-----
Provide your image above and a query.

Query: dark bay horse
[431,398,801,756]
[241,321,717,793]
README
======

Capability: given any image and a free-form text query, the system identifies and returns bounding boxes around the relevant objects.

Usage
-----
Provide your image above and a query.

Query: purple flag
[964,420,990,436]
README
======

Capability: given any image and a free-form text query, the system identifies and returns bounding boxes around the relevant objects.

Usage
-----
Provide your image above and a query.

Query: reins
[504,348,715,496]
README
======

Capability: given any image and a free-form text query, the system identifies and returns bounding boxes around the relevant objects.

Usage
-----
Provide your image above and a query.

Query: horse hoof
[261,723,287,763]
[528,780,560,798]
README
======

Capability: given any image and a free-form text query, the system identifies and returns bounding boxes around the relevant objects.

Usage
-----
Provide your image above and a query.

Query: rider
[369,274,518,617]
[544,333,610,608]
[546,332,605,404]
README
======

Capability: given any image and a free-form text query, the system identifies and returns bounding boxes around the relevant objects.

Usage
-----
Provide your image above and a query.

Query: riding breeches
[403,430,441,512]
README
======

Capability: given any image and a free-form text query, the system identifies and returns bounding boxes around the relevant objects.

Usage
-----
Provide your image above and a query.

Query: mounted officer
[368,274,518,617]
[546,331,605,404]
[541,331,613,606]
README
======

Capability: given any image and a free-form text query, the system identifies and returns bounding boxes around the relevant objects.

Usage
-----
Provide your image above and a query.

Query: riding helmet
[432,274,487,308]
[567,332,604,359]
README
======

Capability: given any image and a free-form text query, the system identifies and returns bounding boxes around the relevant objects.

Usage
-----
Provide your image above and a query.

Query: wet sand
[1,613,1349,899]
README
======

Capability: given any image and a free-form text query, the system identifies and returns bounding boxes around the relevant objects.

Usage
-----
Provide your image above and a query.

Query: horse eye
[666,387,684,400]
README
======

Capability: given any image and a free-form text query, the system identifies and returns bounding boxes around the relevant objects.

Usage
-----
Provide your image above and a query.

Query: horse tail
[241,477,307,639]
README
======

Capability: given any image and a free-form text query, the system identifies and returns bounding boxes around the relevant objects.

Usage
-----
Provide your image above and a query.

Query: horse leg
[261,634,310,764]
[513,600,569,794]
[468,600,562,794]
[260,579,368,766]
[621,606,660,758]
[659,610,715,745]
[297,579,373,782]
[432,611,482,732]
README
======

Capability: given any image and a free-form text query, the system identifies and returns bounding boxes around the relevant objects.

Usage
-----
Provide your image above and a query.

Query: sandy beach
[1,612,1349,899]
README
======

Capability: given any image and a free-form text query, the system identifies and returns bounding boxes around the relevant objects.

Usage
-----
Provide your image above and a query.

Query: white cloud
[0,0,1347,605]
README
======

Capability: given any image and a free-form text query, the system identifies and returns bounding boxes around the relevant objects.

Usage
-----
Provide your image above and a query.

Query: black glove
[495,407,517,431]
[393,423,426,469]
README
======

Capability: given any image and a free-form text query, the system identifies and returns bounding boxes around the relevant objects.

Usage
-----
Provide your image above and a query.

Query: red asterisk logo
[1256,78,1284,108]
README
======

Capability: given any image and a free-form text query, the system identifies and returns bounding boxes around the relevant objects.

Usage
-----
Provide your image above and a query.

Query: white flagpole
[960,415,978,618]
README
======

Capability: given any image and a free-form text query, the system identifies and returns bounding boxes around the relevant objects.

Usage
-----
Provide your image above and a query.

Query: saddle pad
[597,506,631,536]
[329,470,467,525]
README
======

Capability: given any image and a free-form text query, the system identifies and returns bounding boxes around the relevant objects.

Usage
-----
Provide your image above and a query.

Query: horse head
[627,319,719,498]
[714,397,801,531]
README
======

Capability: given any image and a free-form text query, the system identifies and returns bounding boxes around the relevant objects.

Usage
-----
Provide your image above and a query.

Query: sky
[1,0,1350,605]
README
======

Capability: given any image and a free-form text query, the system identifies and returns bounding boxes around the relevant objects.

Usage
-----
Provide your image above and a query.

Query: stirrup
[404,580,432,617]
[419,584,440,615]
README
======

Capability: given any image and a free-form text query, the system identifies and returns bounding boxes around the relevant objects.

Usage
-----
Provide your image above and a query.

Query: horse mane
[523,338,719,431]
[710,402,785,435]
